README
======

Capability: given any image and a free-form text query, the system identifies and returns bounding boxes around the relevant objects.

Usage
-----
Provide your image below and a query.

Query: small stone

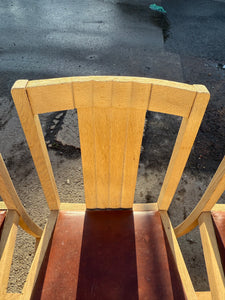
[66,179,70,185]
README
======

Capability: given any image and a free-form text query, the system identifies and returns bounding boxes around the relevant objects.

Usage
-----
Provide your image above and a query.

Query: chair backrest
[11,76,210,210]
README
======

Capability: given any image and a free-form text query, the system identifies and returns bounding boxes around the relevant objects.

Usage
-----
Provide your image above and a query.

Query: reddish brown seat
[212,211,225,272]
[0,211,6,238]
[32,210,185,300]
[0,211,6,228]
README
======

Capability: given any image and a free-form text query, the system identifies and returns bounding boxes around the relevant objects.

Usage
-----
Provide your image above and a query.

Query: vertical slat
[121,82,151,208]
[75,79,150,209]
[157,85,210,210]
[199,212,225,300]
[109,81,131,208]
[11,80,60,210]
[77,108,96,208]
[92,80,112,208]
[93,107,111,208]
[121,110,147,208]
[109,108,129,207]
[74,81,97,209]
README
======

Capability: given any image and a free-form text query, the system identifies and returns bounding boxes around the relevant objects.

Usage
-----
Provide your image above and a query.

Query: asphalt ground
[0,0,225,294]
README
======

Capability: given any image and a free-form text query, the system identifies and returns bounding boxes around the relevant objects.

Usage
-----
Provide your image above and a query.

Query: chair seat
[32,210,185,300]
[211,211,225,271]
[0,211,6,236]
[0,211,6,226]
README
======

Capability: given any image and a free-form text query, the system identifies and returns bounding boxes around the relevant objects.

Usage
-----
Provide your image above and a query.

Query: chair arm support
[175,156,225,238]
[0,154,42,238]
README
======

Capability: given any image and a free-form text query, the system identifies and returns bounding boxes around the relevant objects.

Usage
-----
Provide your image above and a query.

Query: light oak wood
[199,212,225,300]
[59,203,159,211]
[77,107,97,208]
[60,202,86,211]
[8,76,214,298]
[11,80,60,210]
[109,81,131,208]
[121,108,148,208]
[212,204,225,211]
[196,291,212,300]
[0,202,7,210]
[203,156,225,211]
[175,156,225,237]
[22,211,58,299]
[149,80,196,117]
[109,107,129,208]
[0,154,42,238]
[74,80,96,208]
[160,211,197,300]
[27,76,196,117]
[0,294,22,300]
[0,211,19,293]
[12,77,210,210]
[94,107,111,208]
[157,85,210,211]
[27,79,74,114]
[133,203,158,211]
[75,80,149,208]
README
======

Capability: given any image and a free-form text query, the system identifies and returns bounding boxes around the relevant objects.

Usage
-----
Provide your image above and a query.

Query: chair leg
[160,211,197,300]
[22,211,58,299]
[0,210,19,293]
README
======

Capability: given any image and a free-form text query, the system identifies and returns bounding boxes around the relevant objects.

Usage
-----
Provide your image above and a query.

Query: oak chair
[3,76,211,299]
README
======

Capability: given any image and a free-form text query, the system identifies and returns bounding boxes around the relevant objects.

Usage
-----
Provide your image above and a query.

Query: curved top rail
[0,154,43,238]
[12,76,208,118]
[175,156,225,238]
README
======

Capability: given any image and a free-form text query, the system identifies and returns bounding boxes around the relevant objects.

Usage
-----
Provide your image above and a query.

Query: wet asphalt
[163,0,225,61]
[1,0,225,170]
[1,2,225,292]
[1,0,224,97]
[0,0,167,96]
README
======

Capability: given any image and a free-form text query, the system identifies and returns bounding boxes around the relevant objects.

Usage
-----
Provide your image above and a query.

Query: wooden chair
[0,154,42,299]
[7,76,211,299]
[175,155,225,300]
